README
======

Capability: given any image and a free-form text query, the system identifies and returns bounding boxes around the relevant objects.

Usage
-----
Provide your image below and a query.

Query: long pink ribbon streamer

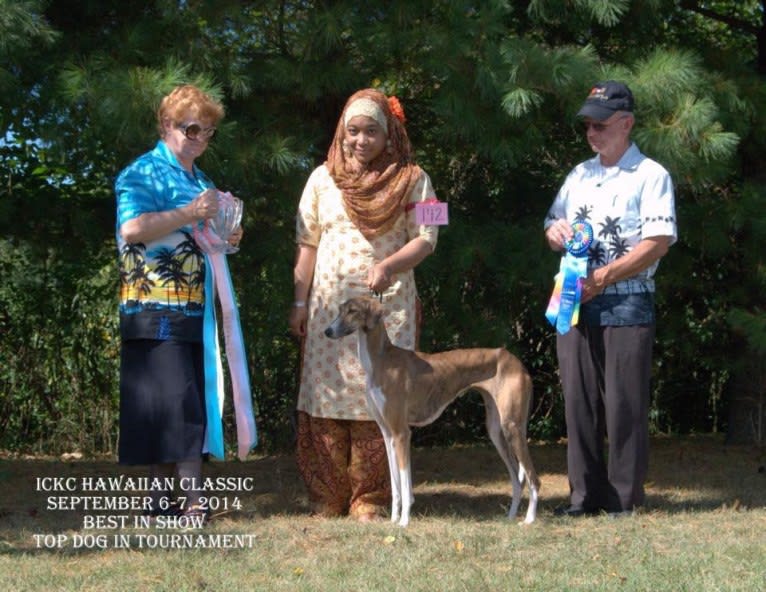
[207,251,258,460]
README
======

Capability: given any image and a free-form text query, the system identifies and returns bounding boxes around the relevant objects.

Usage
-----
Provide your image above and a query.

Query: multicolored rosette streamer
[193,192,257,461]
[545,220,594,334]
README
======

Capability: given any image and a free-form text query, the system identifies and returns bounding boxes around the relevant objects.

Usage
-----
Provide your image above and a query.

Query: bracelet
[292,301,307,308]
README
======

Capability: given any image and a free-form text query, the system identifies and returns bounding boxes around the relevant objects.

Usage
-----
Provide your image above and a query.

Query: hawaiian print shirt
[544,143,677,325]
[115,141,214,341]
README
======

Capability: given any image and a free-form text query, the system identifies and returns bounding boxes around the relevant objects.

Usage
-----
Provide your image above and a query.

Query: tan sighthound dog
[324,296,540,527]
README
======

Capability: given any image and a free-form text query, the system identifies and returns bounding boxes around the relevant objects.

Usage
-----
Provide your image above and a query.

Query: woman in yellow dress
[288,88,439,521]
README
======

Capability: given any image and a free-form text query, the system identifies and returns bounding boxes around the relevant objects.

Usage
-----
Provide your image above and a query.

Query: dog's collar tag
[413,199,449,226]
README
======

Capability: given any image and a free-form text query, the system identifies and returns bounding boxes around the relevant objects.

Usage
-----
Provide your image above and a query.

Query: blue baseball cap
[577,81,635,120]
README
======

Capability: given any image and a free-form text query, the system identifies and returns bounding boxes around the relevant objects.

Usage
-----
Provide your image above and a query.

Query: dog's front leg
[366,387,401,523]
[393,430,413,527]
[383,433,401,524]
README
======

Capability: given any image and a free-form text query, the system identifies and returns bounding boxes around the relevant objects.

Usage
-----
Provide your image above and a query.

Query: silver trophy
[194,190,243,254]
[210,192,243,254]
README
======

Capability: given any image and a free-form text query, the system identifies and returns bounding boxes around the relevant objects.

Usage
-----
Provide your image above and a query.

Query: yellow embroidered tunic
[295,165,439,420]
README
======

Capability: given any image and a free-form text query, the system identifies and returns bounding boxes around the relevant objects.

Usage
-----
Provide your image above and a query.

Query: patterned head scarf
[326,88,422,240]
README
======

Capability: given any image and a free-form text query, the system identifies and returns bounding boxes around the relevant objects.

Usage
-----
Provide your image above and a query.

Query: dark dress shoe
[554,505,599,517]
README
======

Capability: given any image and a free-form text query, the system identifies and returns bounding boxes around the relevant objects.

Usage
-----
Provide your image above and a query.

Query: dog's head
[324,296,383,339]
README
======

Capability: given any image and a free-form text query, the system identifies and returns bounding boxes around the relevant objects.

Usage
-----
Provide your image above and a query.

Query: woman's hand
[366,238,433,294]
[191,188,220,221]
[120,191,217,244]
[228,225,243,248]
[289,305,309,338]
[290,245,317,338]
[367,262,393,294]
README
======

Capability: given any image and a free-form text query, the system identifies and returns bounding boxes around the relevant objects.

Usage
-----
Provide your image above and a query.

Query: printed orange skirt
[296,411,391,519]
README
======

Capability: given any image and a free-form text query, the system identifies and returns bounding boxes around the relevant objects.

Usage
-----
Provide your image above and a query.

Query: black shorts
[118,339,206,465]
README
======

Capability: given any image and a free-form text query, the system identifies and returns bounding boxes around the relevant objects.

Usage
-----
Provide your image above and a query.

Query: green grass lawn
[1,435,764,591]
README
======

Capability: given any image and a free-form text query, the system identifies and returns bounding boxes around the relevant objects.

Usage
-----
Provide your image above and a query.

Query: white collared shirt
[544,143,677,294]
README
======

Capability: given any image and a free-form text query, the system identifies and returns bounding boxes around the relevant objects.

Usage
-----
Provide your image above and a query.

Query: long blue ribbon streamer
[202,253,225,459]
[545,221,593,335]
[554,254,588,334]
[201,252,258,460]
[211,252,258,459]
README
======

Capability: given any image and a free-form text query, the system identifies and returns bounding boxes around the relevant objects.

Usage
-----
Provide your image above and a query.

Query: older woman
[289,88,439,521]
[115,84,241,519]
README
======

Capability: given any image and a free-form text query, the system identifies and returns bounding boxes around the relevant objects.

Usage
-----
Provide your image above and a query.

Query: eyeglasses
[178,122,217,141]
[582,116,627,132]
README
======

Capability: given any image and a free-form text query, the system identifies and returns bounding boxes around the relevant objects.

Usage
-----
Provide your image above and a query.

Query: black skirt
[118,339,206,465]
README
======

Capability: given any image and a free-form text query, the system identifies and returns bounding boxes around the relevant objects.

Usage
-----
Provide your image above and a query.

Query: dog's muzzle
[324,319,354,339]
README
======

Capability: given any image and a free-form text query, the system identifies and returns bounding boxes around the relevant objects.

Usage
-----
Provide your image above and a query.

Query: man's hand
[545,219,573,251]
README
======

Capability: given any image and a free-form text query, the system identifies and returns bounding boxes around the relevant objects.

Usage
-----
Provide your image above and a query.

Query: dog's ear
[364,302,383,331]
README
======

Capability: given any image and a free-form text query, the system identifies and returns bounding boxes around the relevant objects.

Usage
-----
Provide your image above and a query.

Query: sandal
[355,512,384,523]
[184,504,211,525]
[143,500,184,518]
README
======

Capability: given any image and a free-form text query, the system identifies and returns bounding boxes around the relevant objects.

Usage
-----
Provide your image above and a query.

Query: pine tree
[1,0,765,451]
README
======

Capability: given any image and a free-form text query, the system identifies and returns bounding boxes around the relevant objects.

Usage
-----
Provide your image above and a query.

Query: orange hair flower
[388,96,406,124]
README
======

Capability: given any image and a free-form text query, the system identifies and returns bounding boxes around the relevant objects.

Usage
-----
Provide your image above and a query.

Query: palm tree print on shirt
[119,231,204,314]
[598,216,632,260]
[574,205,592,222]
[154,246,188,308]
[598,216,622,240]
[120,242,154,313]
[175,231,206,309]
[571,210,623,264]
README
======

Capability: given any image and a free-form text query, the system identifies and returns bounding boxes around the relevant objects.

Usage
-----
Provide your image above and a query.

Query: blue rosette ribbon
[545,221,594,334]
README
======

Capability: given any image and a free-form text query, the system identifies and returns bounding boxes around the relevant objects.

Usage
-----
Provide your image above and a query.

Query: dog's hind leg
[482,393,525,521]
[496,359,540,524]
[502,418,539,524]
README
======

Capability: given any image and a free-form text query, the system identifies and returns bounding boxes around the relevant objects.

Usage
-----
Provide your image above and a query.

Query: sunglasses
[178,122,217,141]
[582,116,627,132]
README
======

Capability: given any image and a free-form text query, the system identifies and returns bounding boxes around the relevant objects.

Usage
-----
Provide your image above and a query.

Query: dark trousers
[556,323,655,512]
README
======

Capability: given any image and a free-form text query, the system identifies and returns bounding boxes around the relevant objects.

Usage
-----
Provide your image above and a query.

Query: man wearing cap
[543,81,677,517]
